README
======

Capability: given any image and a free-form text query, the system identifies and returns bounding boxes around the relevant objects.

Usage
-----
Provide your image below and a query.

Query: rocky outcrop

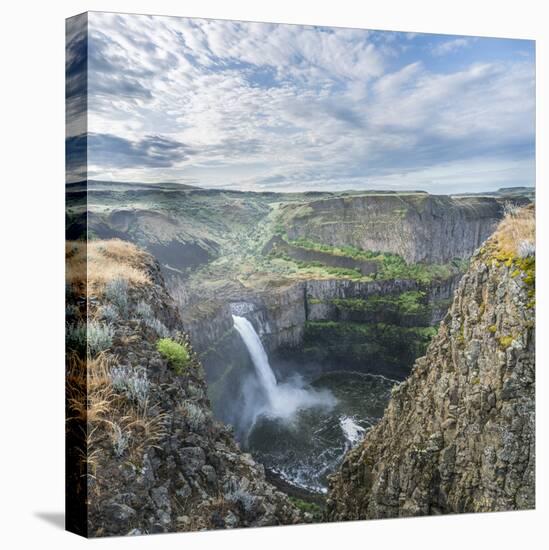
[326,214,535,519]
[67,243,301,537]
[305,276,459,326]
[256,276,458,379]
[230,276,459,353]
[280,194,527,264]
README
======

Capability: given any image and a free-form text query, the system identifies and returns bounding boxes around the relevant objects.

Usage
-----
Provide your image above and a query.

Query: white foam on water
[339,415,366,446]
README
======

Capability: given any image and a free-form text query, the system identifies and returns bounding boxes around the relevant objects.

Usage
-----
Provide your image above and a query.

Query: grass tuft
[493,205,535,258]
[156,338,190,374]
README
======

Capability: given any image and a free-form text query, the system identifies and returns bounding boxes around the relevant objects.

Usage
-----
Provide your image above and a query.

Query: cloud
[87,133,193,168]
[431,37,474,56]
[79,13,535,194]
[66,13,88,141]
[66,133,87,182]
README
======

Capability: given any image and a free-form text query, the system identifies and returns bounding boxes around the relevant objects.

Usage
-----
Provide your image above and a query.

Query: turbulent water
[248,371,395,493]
[232,314,396,493]
[232,315,335,424]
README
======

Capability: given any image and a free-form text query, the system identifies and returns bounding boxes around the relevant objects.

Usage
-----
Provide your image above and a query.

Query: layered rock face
[326,214,535,519]
[281,194,523,264]
[260,276,458,379]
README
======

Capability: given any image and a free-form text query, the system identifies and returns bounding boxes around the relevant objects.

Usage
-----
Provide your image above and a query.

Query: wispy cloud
[76,13,535,193]
[431,37,474,56]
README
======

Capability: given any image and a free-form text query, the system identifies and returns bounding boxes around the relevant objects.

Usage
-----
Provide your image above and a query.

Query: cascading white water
[232,315,278,407]
[232,314,335,421]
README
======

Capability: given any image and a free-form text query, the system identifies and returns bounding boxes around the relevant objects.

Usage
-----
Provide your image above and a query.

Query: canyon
[66,181,534,533]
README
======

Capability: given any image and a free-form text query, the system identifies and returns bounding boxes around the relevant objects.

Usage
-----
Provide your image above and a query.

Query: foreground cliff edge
[66,240,301,537]
[326,205,535,519]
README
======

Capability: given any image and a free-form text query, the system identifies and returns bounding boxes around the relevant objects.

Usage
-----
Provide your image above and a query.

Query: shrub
[105,278,129,316]
[179,400,206,431]
[136,301,170,337]
[111,365,150,409]
[99,303,119,323]
[502,201,521,217]
[156,338,190,374]
[66,323,87,355]
[67,321,113,356]
[87,321,115,355]
[110,422,130,458]
[136,300,152,319]
[225,486,257,513]
[65,304,81,321]
[288,497,323,520]
[144,317,170,338]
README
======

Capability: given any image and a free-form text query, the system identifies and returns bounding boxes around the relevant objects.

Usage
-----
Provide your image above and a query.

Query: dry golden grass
[67,351,167,470]
[493,204,535,256]
[66,239,151,296]
[66,353,116,481]
[66,353,115,424]
[106,404,167,465]
[126,405,167,451]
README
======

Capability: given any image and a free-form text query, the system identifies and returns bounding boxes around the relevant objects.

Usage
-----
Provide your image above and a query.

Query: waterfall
[232,315,278,407]
[232,314,336,422]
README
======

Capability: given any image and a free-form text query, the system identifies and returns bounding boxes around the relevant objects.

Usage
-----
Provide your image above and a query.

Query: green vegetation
[375,253,462,284]
[518,256,535,288]
[291,237,379,261]
[331,291,429,320]
[156,338,190,374]
[291,258,363,279]
[269,250,372,281]
[289,497,323,521]
[490,245,535,309]
[498,335,515,350]
[286,237,464,284]
[305,321,438,341]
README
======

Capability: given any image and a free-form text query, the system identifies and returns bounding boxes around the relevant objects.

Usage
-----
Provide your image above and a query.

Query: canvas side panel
[65,11,88,538]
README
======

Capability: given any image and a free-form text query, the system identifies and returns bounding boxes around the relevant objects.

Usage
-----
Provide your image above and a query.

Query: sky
[66,12,535,193]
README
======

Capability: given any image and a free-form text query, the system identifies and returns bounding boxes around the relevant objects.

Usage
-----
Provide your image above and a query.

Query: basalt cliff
[326,207,535,519]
